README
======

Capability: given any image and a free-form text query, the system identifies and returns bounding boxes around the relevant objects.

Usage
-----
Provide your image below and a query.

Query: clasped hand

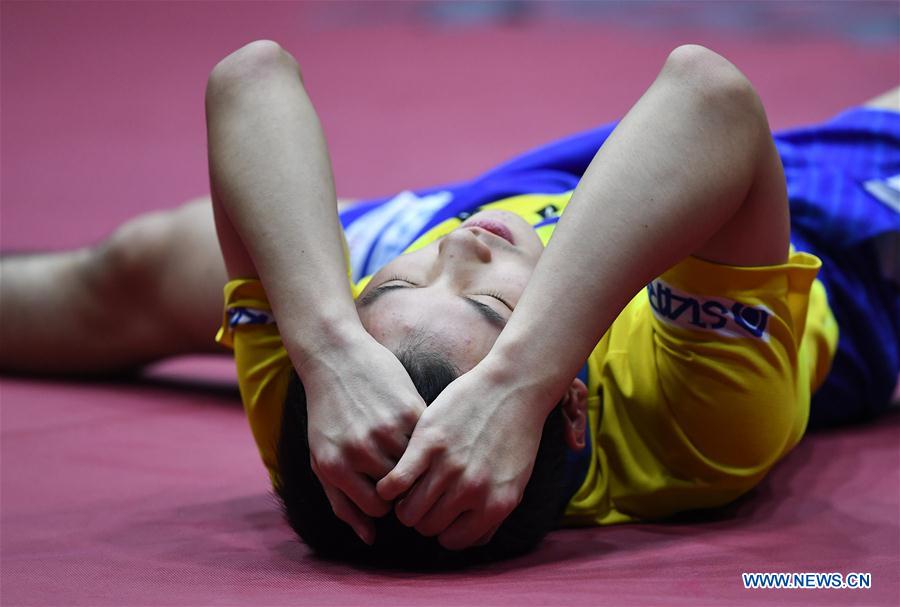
[377,361,549,550]
[300,332,425,545]
[303,340,548,550]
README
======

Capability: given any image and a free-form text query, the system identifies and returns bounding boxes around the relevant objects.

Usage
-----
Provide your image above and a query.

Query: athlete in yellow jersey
[215,188,834,535]
[2,41,896,565]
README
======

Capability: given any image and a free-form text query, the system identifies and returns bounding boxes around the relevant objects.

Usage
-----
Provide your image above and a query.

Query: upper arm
[205,40,301,282]
[212,183,259,280]
[662,45,790,268]
[691,124,790,267]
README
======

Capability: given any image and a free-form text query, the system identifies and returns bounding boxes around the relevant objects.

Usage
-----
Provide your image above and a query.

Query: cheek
[502,269,534,297]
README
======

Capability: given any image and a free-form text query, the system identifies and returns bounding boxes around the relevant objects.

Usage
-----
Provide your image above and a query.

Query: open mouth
[464,219,515,245]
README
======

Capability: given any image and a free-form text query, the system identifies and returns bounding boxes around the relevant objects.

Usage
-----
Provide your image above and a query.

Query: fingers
[331,471,392,518]
[370,402,420,461]
[437,494,517,551]
[313,457,391,517]
[376,437,433,501]
[405,483,506,549]
[474,524,500,547]
[395,472,451,527]
[353,449,397,482]
[350,409,417,474]
[413,492,465,537]
[438,510,496,551]
[375,429,411,461]
[342,432,399,480]
[320,482,375,546]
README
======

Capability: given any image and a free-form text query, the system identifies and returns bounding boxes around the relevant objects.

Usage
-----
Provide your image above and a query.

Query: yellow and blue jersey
[216,106,898,525]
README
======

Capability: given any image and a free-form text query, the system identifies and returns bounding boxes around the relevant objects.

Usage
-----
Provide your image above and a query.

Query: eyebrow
[358,284,508,329]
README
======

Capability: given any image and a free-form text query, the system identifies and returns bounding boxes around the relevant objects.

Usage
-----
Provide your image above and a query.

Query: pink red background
[2,2,898,605]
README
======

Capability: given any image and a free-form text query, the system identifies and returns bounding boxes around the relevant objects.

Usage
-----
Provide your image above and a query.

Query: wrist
[479,339,568,419]
[283,313,368,377]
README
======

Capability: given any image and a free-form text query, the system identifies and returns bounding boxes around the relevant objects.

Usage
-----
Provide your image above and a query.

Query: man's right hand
[297,331,426,544]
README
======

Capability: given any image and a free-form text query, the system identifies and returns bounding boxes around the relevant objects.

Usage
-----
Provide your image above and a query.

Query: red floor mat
[3,371,897,606]
[2,2,898,605]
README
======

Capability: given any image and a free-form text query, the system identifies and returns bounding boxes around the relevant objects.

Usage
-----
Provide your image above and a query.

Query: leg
[1,194,363,376]
[0,197,227,375]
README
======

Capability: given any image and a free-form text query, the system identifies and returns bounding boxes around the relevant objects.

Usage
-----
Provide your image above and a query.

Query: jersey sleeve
[214,234,366,489]
[646,251,833,478]
[215,279,292,488]
[569,250,837,524]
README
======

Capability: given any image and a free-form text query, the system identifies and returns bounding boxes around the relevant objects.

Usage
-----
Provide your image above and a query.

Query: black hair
[275,343,570,568]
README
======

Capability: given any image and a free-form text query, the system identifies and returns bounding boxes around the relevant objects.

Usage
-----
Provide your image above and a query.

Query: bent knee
[90,211,175,304]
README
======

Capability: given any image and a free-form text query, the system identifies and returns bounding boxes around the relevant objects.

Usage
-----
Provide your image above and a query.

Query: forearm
[488,46,775,407]
[205,41,363,367]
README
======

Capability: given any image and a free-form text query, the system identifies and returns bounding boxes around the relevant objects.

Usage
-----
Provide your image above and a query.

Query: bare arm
[206,40,426,544]
[490,43,789,408]
[378,45,790,549]
[205,40,362,364]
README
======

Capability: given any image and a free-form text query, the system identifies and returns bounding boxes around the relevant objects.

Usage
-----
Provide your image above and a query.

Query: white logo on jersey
[647,279,772,340]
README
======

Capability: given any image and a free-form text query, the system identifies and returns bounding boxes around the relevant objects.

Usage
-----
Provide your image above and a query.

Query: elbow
[661,44,767,132]
[205,39,301,104]
[663,45,754,101]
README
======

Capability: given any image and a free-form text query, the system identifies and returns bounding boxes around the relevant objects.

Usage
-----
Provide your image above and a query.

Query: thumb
[376,438,432,501]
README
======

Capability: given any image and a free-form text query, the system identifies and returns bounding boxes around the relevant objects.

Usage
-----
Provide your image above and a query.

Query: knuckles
[486,494,519,520]
[420,427,450,455]
[457,472,490,500]
[313,454,346,480]
[370,420,401,444]
[342,434,372,461]
[398,405,423,428]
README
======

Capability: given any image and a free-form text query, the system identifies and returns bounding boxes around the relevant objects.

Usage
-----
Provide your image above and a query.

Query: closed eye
[357,283,412,307]
[474,291,513,311]
[367,277,511,311]
[357,282,509,329]
[376,283,512,312]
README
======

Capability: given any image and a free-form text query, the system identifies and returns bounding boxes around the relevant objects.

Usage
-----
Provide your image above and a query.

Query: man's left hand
[376,361,551,550]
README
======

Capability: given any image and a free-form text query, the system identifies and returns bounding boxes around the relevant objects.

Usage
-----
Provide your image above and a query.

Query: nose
[438,229,492,263]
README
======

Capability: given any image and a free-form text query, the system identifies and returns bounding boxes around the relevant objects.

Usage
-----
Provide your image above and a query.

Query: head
[356,209,546,373]
[276,210,589,567]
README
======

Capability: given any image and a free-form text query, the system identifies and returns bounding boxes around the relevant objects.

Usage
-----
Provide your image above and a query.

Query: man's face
[355,210,544,372]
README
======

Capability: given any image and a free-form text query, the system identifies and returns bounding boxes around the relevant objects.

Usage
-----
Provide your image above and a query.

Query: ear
[560,378,588,451]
